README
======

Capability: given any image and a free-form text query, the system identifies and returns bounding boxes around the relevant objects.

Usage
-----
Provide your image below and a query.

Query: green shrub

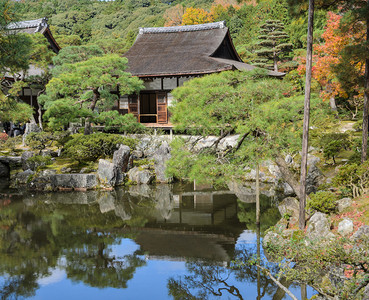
[0,135,22,152]
[63,132,137,161]
[307,191,337,214]
[97,111,146,134]
[333,161,369,197]
[319,133,351,164]
[27,155,52,170]
[52,131,72,148]
[25,132,53,152]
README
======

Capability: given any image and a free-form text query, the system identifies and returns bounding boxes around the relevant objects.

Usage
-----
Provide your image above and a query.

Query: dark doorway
[140,93,157,123]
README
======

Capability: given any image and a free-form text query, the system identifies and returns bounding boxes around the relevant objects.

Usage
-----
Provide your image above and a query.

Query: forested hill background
[14,0,330,69]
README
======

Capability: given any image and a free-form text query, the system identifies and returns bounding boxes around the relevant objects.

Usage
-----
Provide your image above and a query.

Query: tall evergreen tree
[253,19,292,72]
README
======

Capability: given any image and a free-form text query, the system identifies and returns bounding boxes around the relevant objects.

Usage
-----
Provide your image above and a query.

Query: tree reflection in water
[0,183,288,299]
[167,225,296,300]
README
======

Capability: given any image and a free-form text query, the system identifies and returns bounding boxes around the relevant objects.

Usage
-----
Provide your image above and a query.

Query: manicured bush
[333,161,369,197]
[307,191,337,214]
[25,132,53,152]
[27,155,52,170]
[319,132,350,164]
[63,132,137,162]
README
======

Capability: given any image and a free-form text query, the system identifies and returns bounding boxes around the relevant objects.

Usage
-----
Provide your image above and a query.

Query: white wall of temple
[143,78,161,90]
[142,76,197,91]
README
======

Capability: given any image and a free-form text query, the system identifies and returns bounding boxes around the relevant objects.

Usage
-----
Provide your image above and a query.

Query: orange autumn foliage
[181,7,214,25]
[298,12,365,102]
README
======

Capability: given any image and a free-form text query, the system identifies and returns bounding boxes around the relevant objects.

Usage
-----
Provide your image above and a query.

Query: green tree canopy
[40,54,143,133]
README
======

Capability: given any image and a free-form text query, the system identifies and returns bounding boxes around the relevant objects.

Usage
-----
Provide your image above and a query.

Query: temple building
[122,21,284,127]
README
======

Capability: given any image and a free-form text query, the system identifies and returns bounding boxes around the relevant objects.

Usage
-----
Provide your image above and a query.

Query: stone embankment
[1,134,324,195]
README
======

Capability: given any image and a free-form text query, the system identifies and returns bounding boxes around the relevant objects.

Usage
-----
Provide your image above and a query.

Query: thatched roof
[124,21,284,78]
[7,18,60,54]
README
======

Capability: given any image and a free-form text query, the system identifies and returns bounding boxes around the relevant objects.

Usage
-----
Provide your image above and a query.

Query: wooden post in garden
[300,0,315,230]
[361,0,369,163]
[256,163,260,225]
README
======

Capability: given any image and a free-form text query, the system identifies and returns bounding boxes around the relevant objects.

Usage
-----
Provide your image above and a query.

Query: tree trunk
[361,7,369,163]
[274,154,303,201]
[299,0,315,230]
[273,52,278,72]
[329,96,337,112]
[84,88,100,135]
[256,163,260,225]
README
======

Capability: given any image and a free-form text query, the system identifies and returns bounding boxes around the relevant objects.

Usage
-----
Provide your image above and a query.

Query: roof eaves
[134,66,234,78]
[7,18,48,30]
[139,21,226,34]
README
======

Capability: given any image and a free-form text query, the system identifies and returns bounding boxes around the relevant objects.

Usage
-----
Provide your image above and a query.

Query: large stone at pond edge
[278,197,300,224]
[128,167,154,184]
[14,169,34,184]
[21,151,36,171]
[351,225,369,242]
[51,174,97,189]
[306,212,335,240]
[0,162,9,178]
[337,197,353,212]
[338,218,354,236]
[97,159,116,187]
[150,141,172,183]
[113,144,130,172]
[113,145,130,185]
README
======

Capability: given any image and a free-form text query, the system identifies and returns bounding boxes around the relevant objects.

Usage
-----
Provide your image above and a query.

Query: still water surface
[0,183,316,299]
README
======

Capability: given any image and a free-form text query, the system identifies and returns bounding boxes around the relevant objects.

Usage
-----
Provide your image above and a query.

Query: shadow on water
[0,182,314,299]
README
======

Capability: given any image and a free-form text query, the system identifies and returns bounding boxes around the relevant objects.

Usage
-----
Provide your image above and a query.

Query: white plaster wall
[143,78,161,90]
[163,78,177,90]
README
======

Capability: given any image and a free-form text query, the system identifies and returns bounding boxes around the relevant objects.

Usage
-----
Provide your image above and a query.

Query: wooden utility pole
[256,163,260,225]
[300,0,315,230]
[361,0,369,163]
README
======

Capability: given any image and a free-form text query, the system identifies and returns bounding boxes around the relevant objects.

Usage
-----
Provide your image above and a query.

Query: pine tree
[253,19,292,72]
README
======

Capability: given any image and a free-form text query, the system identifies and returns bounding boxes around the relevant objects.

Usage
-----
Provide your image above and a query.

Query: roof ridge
[7,18,48,31]
[139,21,226,34]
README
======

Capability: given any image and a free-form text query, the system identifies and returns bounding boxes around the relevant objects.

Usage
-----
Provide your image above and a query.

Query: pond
[0,182,317,300]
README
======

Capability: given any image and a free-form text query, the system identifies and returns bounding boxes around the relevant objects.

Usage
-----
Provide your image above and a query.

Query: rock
[364,284,369,300]
[306,212,335,240]
[307,154,320,166]
[218,134,239,151]
[51,174,98,190]
[262,231,286,250]
[39,169,57,177]
[351,225,369,242]
[14,169,34,184]
[338,218,354,236]
[127,167,154,184]
[131,150,144,159]
[285,154,293,164]
[61,167,72,173]
[281,182,294,197]
[21,151,36,171]
[22,123,41,144]
[151,141,172,183]
[306,164,323,194]
[97,159,116,187]
[0,162,9,178]
[113,144,130,185]
[278,197,300,224]
[337,197,353,212]
[113,144,130,172]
